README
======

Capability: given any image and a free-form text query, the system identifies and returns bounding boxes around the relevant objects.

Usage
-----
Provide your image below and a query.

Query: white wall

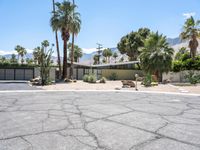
[163,70,200,83]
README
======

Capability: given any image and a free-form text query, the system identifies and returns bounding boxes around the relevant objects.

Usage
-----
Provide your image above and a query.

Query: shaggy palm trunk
[52,0,62,79]
[63,39,68,79]
[70,0,75,79]
[190,36,198,59]
[70,32,75,79]
[55,32,62,78]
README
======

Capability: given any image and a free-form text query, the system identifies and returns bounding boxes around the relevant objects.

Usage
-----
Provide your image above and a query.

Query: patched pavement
[0,91,200,150]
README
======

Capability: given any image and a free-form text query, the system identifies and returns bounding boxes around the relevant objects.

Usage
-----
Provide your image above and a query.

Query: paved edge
[0,90,199,96]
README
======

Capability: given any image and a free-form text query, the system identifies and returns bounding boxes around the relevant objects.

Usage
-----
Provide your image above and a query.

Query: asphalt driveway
[0,91,200,150]
[0,83,40,91]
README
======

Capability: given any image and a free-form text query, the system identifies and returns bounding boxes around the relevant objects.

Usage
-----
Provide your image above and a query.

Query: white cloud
[0,50,17,55]
[0,48,33,56]
[183,12,196,19]
[82,47,107,54]
[82,48,97,54]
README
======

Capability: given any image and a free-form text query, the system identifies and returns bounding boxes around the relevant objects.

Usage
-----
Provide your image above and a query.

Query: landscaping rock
[121,80,135,88]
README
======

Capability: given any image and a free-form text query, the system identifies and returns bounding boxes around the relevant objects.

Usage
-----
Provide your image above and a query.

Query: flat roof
[73,61,140,68]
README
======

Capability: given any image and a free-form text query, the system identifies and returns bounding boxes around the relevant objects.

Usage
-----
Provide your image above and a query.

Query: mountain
[167,37,181,46]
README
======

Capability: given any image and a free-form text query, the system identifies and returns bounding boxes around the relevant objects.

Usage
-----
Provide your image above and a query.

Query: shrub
[172,61,183,72]
[172,56,200,71]
[100,77,106,83]
[185,71,200,85]
[88,74,97,83]
[143,73,152,87]
[110,73,118,80]
[83,75,89,82]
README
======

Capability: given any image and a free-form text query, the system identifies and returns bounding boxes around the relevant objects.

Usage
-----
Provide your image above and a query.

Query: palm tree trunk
[70,0,75,79]
[63,39,68,79]
[52,0,62,79]
[55,31,62,78]
[70,32,75,79]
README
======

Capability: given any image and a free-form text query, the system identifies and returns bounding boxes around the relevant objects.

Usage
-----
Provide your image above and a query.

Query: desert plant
[88,74,97,83]
[100,77,107,83]
[143,73,152,87]
[83,75,89,82]
[185,71,200,85]
[110,73,118,80]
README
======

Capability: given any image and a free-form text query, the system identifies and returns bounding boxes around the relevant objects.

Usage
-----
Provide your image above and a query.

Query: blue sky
[0,0,199,54]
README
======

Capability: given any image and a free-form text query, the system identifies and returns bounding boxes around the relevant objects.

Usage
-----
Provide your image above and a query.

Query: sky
[0,0,200,55]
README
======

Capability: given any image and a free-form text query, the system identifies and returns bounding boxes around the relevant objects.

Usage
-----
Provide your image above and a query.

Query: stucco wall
[162,70,200,83]
[102,69,143,80]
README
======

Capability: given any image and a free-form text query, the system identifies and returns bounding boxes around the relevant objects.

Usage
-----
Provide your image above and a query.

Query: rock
[162,79,171,84]
[64,78,72,83]
[121,80,135,88]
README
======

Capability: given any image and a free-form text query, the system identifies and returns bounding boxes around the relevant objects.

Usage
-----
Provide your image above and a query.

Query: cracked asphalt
[0,91,200,150]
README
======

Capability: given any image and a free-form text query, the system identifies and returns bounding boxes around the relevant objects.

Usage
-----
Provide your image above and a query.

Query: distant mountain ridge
[1,37,200,65]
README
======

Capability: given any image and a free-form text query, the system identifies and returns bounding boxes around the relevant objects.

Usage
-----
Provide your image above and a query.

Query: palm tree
[70,0,81,79]
[93,54,99,65]
[33,47,41,64]
[15,45,22,62]
[113,52,118,63]
[50,1,75,79]
[180,16,200,59]
[140,32,174,81]
[69,43,83,62]
[10,54,18,64]
[51,0,62,78]
[15,45,27,64]
[102,48,112,63]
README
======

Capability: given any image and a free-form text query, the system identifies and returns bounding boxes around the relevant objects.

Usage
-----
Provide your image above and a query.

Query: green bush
[83,74,97,83]
[83,75,89,82]
[109,73,118,80]
[172,56,200,71]
[100,77,106,83]
[172,61,183,72]
[143,73,152,87]
[185,71,200,85]
[88,74,97,83]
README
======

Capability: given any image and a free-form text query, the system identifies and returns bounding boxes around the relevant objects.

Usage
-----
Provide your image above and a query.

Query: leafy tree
[117,28,150,61]
[180,16,200,59]
[26,58,34,65]
[102,48,112,63]
[113,52,118,63]
[140,32,174,81]
[0,56,7,63]
[15,45,27,64]
[175,47,190,61]
[50,1,76,79]
[10,54,18,64]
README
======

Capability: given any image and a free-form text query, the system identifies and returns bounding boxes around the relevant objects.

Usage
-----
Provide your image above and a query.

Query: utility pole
[96,43,103,64]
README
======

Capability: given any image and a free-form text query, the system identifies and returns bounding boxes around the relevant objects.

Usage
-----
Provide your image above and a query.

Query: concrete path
[0,91,200,150]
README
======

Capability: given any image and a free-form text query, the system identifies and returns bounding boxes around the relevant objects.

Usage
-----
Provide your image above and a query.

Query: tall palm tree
[102,48,112,63]
[15,45,22,62]
[180,16,200,59]
[33,47,41,65]
[113,52,118,63]
[70,0,81,79]
[51,1,75,79]
[51,0,62,78]
[69,43,83,62]
[15,45,27,64]
[140,32,174,81]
